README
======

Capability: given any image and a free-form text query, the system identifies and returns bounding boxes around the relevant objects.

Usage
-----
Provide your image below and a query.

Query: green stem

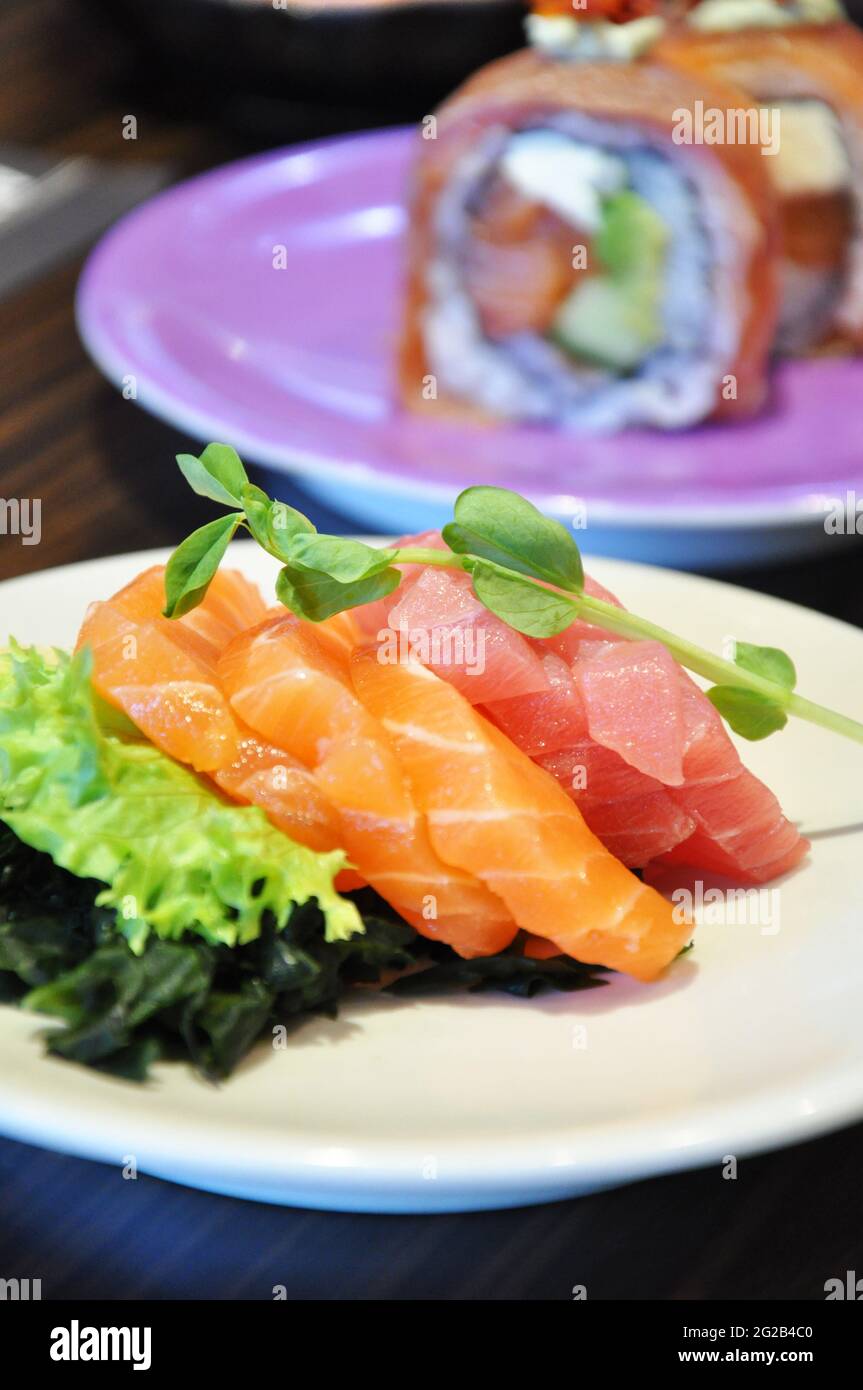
[785,693,863,745]
[580,594,863,746]
[392,547,473,570]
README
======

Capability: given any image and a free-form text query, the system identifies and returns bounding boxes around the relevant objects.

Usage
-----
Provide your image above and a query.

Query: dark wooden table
[1,0,862,1301]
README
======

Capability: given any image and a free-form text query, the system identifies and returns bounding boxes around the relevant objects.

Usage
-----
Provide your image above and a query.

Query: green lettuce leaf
[0,644,362,952]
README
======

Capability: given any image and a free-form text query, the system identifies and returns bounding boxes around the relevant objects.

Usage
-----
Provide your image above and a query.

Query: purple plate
[76,127,863,563]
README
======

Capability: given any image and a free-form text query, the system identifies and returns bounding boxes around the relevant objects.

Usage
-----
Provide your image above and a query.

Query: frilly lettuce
[0,644,362,952]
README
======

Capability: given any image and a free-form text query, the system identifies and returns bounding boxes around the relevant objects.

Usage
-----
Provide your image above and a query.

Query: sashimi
[533,572,628,664]
[359,566,694,866]
[76,567,362,879]
[217,613,518,957]
[76,566,259,772]
[350,644,691,982]
[350,530,445,638]
[213,734,347,852]
[351,553,806,882]
[537,744,696,867]
[386,566,551,702]
[485,652,588,757]
[575,639,685,787]
[652,675,809,884]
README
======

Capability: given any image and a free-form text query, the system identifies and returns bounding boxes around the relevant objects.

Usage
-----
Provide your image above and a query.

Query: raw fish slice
[77,567,245,772]
[350,645,690,982]
[317,610,364,657]
[575,639,685,786]
[362,545,805,881]
[484,652,588,757]
[368,566,695,865]
[536,744,695,866]
[78,567,360,874]
[213,733,364,889]
[655,676,810,883]
[386,566,551,702]
[351,530,445,638]
[485,651,694,865]
[218,614,518,957]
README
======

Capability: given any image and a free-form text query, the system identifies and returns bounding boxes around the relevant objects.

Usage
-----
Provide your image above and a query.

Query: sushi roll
[399,6,780,431]
[656,2,863,352]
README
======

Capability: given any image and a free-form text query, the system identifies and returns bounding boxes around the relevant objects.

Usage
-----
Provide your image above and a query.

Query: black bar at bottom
[2,1296,859,1373]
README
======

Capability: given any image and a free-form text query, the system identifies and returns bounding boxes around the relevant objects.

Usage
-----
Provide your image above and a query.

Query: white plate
[1,545,862,1212]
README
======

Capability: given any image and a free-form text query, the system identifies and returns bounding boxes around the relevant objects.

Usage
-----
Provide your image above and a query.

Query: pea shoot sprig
[164,443,863,747]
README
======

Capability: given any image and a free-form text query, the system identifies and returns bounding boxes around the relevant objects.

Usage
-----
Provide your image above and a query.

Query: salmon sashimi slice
[317,609,365,657]
[212,733,364,890]
[350,645,690,982]
[522,935,564,961]
[76,566,254,772]
[217,614,518,957]
[77,567,362,879]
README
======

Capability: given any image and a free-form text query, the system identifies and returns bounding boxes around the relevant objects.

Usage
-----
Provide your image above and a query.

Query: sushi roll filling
[423,120,743,430]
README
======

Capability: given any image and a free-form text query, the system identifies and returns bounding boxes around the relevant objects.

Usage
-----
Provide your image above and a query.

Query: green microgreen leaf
[163,513,243,618]
[176,443,249,508]
[275,563,401,623]
[733,641,797,691]
[470,559,576,638]
[285,535,396,583]
[444,486,584,592]
[706,686,789,741]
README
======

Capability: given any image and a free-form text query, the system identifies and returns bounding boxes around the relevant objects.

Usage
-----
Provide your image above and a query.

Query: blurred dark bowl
[81,0,526,135]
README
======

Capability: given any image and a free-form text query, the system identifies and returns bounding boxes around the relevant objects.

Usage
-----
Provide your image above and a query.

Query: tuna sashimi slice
[575,639,686,787]
[537,744,696,866]
[350,530,445,638]
[655,675,810,883]
[484,653,588,756]
[384,566,551,703]
[352,540,808,884]
[485,653,694,865]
